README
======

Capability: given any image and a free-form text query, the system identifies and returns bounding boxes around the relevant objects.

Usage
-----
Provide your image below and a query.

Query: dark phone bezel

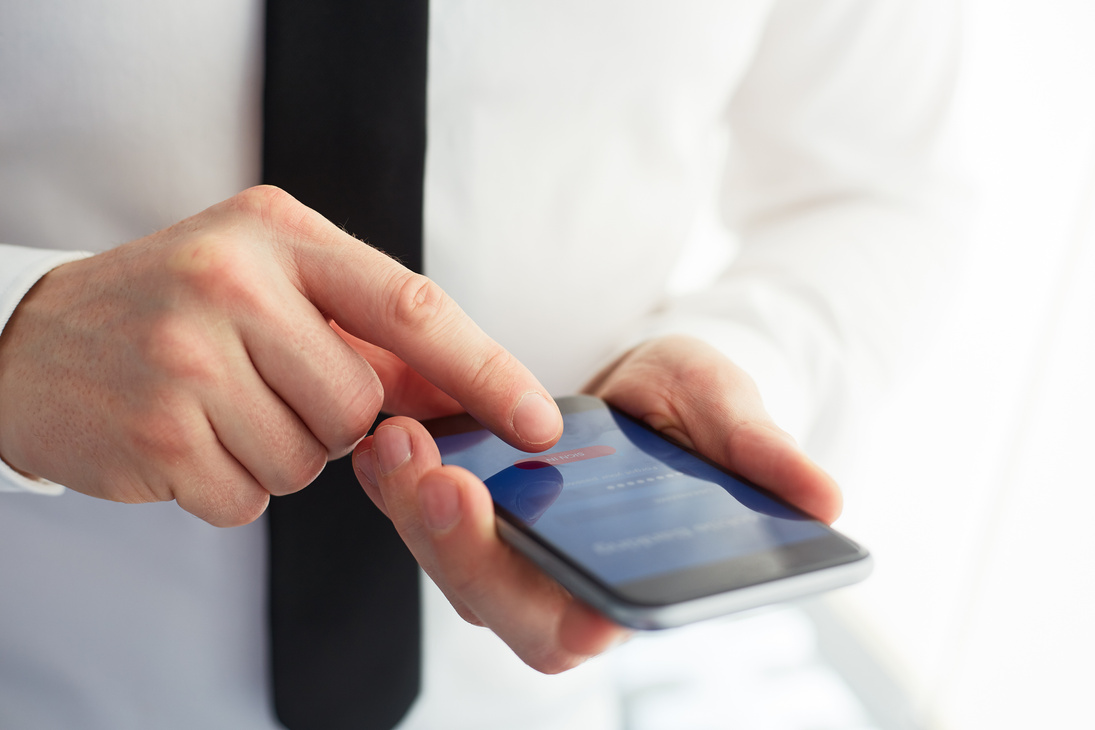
[423,395,868,609]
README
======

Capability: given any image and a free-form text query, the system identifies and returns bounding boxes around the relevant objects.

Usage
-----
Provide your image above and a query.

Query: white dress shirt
[0,1,960,727]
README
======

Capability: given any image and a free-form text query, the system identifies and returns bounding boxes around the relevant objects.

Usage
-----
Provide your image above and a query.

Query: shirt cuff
[0,244,93,495]
[0,460,66,495]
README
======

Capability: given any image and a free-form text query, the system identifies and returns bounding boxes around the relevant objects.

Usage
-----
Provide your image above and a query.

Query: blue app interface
[434,403,827,586]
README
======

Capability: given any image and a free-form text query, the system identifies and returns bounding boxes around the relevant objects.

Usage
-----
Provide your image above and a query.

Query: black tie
[262,2,428,729]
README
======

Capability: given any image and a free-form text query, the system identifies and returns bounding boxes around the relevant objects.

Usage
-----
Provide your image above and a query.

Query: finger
[355,418,625,672]
[655,383,842,524]
[252,188,560,451]
[558,601,631,658]
[593,337,842,523]
[157,201,387,459]
[235,282,386,458]
[714,420,842,524]
[352,418,478,623]
[331,322,463,419]
[324,259,559,450]
[203,338,328,496]
[411,465,623,670]
[352,435,391,521]
[160,425,271,528]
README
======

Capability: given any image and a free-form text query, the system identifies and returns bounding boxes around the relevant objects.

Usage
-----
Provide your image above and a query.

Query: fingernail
[512,392,562,446]
[375,426,412,475]
[419,474,461,532]
[353,446,377,485]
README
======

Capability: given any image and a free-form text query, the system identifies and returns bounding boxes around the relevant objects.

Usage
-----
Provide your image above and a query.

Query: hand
[350,334,837,675]
[353,418,628,674]
[0,186,562,526]
[586,334,842,523]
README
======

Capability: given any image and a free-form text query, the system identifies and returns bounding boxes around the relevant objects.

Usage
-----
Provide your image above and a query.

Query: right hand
[0,186,562,526]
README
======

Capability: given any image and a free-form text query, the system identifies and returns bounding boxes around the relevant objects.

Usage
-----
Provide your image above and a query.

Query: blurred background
[607,1,1095,727]
[828,0,1095,726]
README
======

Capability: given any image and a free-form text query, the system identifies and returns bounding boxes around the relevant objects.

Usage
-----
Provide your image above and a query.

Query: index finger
[274,192,562,451]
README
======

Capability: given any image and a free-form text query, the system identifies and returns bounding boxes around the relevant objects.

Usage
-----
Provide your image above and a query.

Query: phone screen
[431,397,861,607]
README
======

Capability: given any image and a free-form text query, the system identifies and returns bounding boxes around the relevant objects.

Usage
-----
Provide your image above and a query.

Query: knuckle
[525,648,580,676]
[227,492,270,527]
[444,564,487,606]
[140,314,225,384]
[124,397,201,465]
[466,346,517,394]
[99,468,161,505]
[274,443,328,495]
[454,605,485,627]
[322,376,383,456]
[186,479,269,528]
[232,184,297,222]
[233,185,325,245]
[166,234,265,309]
[387,273,448,332]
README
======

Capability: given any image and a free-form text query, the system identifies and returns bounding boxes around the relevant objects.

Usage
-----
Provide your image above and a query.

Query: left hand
[353,417,627,674]
[586,334,842,523]
[350,333,840,674]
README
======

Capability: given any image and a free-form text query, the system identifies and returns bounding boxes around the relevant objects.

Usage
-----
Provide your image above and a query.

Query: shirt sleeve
[0,243,93,494]
[630,0,966,447]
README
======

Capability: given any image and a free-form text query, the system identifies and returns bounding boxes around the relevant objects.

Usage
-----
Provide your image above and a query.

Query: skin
[0,186,562,527]
[354,335,843,674]
[0,187,841,674]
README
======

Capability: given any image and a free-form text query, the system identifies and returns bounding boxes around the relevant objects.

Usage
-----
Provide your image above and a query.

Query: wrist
[0,246,91,495]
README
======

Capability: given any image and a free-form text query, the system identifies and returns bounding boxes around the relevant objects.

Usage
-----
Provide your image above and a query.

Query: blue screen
[434,403,828,586]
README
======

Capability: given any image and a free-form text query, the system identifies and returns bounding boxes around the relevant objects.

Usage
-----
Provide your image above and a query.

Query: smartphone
[423,395,871,630]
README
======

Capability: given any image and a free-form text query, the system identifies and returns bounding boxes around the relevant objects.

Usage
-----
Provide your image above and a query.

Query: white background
[828,1,1095,728]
